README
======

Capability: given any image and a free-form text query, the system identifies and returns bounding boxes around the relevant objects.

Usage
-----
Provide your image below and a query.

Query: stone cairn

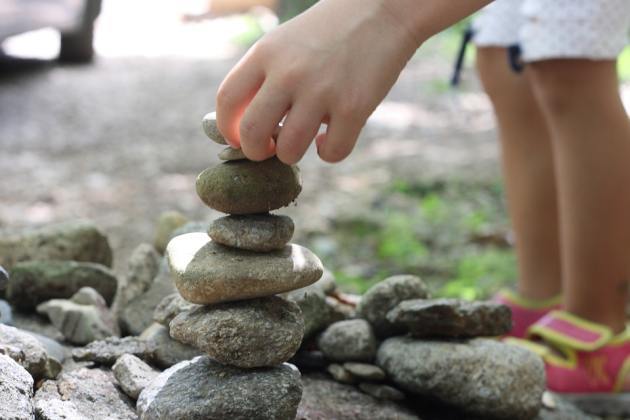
[146,113,323,419]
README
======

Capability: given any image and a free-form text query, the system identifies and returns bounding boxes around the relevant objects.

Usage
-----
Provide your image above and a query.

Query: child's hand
[216,0,422,164]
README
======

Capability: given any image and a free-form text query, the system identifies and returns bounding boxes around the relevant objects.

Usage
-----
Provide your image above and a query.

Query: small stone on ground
[318,319,377,362]
[113,354,159,400]
[343,362,386,381]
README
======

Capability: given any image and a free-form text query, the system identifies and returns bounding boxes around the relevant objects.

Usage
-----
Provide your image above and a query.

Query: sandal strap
[527,310,613,351]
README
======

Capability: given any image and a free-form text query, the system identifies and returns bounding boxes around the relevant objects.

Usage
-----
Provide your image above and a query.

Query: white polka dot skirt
[472,0,630,61]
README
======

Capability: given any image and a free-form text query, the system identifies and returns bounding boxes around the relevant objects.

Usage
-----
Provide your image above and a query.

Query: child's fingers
[239,82,291,161]
[276,102,325,165]
[216,56,265,148]
[316,116,364,163]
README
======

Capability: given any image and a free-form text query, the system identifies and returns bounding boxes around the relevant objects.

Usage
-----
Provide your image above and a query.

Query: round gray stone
[0,324,51,380]
[218,146,247,161]
[170,296,304,368]
[202,112,227,145]
[318,319,377,362]
[153,293,200,326]
[195,158,302,215]
[377,337,545,419]
[356,275,429,338]
[208,214,294,252]
[137,356,303,420]
[386,298,512,338]
[166,233,323,304]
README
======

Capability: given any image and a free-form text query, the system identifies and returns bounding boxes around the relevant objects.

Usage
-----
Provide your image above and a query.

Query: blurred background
[2,0,630,299]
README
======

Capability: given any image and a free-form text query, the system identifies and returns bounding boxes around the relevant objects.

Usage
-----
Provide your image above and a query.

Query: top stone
[201,112,227,145]
[196,158,302,215]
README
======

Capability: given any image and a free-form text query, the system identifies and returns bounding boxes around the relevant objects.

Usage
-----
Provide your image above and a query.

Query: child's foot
[507,310,630,416]
[493,289,561,338]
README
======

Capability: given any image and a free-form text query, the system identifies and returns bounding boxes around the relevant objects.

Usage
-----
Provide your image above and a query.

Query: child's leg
[476,47,562,300]
[528,59,630,333]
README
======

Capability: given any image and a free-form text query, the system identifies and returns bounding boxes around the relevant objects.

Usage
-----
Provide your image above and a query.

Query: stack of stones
[137,113,324,420]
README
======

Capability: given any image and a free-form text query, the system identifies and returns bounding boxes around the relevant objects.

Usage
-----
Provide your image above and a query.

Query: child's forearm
[382,0,491,48]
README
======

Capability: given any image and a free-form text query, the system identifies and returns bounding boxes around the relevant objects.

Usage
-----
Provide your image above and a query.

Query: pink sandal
[493,289,561,338]
[507,310,630,416]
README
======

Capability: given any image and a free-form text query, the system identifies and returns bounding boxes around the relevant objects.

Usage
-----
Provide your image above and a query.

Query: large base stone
[137,356,302,420]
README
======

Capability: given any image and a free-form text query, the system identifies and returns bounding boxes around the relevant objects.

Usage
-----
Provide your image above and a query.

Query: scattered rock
[0,323,50,380]
[8,260,118,311]
[23,331,66,363]
[140,323,202,369]
[0,299,12,325]
[34,367,136,420]
[297,374,418,420]
[112,243,161,330]
[387,298,512,338]
[196,158,302,215]
[167,233,323,304]
[113,354,159,400]
[170,296,304,368]
[119,257,176,335]
[326,294,356,319]
[0,264,8,292]
[202,112,228,145]
[356,274,430,338]
[0,354,35,420]
[208,214,294,252]
[153,293,200,326]
[218,146,247,161]
[154,211,188,254]
[327,363,355,383]
[37,287,119,345]
[137,356,303,420]
[0,220,112,270]
[285,287,341,340]
[359,383,405,401]
[377,337,545,419]
[343,362,386,381]
[318,319,377,362]
[72,336,155,365]
[536,392,597,420]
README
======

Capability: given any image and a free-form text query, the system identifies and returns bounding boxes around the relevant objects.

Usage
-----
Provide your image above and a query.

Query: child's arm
[216,0,490,164]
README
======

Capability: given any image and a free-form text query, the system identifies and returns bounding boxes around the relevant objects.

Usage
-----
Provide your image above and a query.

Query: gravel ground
[0,1,502,272]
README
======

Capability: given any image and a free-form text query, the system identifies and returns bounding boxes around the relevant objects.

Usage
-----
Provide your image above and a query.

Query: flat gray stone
[357,274,429,338]
[140,323,203,369]
[37,287,119,345]
[318,319,377,362]
[34,367,136,420]
[113,354,159,400]
[112,243,161,333]
[8,260,118,311]
[377,337,545,419]
[195,158,302,215]
[0,220,112,270]
[72,336,155,365]
[120,257,176,335]
[170,296,303,368]
[202,112,228,145]
[0,354,34,420]
[359,383,405,401]
[137,356,302,420]
[343,362,386,381]
[167,233,322,304]
[298,374,418,420]
[218,146,247,161]
[387,298,512,338]
[153,293,200,326]
[208,214,294,252]
[0,324,51,380]
[154,211,188,254]
[327,363,355,384]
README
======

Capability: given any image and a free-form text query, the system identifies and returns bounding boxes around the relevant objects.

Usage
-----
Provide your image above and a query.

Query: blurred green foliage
[307,177,515,298]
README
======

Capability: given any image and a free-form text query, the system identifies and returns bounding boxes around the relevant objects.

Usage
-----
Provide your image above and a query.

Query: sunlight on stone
[291,244,307,273]
[167,232,209,272]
